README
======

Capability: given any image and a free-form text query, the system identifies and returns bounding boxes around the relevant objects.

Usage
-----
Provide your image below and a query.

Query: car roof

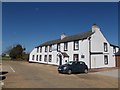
[69,61,85,63]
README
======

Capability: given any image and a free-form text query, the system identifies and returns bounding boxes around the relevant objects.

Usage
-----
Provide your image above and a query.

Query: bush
[9,44,25,60]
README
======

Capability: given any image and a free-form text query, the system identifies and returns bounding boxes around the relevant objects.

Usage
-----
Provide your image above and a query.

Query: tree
[9,44,25,60]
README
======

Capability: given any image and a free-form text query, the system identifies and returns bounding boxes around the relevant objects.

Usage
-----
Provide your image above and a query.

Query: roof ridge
[36,30,93,47]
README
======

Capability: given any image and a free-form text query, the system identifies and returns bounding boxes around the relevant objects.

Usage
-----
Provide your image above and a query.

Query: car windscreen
[66,61,73,65]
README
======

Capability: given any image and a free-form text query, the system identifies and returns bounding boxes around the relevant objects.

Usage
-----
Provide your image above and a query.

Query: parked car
[58,61,88,74]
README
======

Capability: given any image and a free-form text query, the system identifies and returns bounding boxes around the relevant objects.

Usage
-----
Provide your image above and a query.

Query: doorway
[59,54,62,65]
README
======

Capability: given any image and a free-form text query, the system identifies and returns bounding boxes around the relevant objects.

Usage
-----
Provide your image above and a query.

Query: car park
[58,61,88,74]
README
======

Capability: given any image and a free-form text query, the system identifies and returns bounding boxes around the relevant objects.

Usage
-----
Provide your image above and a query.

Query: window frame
[32,55,34,60]
[49,55,52,62]
[37,47,39,53]
[57,43,60,51]
[45,46,48,52]
[113,46,116,54]
[49,45,52,52]
[36,55,38,61]
[40,47,42,53]
[73,54,79,61]
[64,42,68,51]
[74,40,79,50]
[104,55,108,65]
[104,42,108,52]
[39,55,42,61]
[44,55,47,62]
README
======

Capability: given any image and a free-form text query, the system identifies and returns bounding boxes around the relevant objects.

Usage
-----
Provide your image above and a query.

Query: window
[36,55,38,61]
[40,47,42,53]
[37,47,39,53]
[64,42,68,51]
[104,55,108,65]
[39,55,42,61]
[113,47,116,54]
[81,55,85,59]
[44,55,47,62]
[49,45,52,52]
[104,42,108,52]
[32,55,34,60]
[74,41,79,50]
[49,55,52,62]
[73,54,79,61]
[57,43,60,51]
[45,46,48,52]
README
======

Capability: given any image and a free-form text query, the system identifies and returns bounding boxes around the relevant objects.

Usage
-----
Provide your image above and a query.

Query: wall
[115,56,120,67]
[90,27,115,68]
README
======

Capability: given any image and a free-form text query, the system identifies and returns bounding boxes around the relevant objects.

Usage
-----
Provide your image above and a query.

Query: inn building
[29,24,119,69]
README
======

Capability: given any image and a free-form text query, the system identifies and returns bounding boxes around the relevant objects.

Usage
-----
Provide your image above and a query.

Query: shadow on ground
[0,71,8,80]
[0,71,8,75]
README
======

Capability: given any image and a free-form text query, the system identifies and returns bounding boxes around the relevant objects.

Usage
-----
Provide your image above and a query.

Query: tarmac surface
[1,60,119,88]
[94,69,119,78]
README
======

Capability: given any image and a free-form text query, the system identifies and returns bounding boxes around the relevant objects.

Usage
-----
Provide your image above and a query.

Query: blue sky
[2,2,118,53]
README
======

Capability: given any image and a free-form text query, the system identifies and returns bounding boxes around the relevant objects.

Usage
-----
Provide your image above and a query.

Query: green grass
[1,56,11,61]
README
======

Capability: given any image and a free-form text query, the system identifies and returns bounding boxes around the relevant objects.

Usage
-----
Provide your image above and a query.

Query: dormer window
[104,42,108,52]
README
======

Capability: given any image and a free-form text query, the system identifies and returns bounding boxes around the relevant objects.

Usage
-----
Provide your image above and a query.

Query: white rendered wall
[91,27,115,68]
[29,25,117,68]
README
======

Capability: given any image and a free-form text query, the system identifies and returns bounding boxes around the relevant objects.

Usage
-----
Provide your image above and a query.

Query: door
[59,55,62,65]
[71,62,78,73]
[73,54,79,61]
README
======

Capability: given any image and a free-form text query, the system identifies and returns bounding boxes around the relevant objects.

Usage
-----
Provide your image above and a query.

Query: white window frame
[44,55,47,62]
[104,55,108,65]
[64,42,68,51]
[49,55,52,62]
[39,55,42,61]
[104,42,108,52]
[74,40,79,50]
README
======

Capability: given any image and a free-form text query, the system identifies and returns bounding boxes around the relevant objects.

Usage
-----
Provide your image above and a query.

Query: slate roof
[61,52,69,57]
[110,44,119,48]
[36,30,94,47]
[115,50,120,56]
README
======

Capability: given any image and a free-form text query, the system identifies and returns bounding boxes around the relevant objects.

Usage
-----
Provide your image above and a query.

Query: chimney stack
[61,33,67,40]
[92,24,100,32]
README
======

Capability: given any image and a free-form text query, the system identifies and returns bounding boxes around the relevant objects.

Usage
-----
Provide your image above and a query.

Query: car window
[66,61,72,65]
[80,62,83,64]
[72,62,77,65]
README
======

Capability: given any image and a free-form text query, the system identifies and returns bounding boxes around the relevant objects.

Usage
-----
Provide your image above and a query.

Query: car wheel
[68,69,72,74]
[84,69,88,74]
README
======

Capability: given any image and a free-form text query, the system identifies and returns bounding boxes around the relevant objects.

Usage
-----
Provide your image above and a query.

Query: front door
[59,55,62,65]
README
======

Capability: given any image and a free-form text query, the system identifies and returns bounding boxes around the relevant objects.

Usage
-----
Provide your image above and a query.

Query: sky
[2,2,118,53]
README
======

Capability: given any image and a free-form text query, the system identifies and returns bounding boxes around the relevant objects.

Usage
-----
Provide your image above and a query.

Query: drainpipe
[88,37,91,69]
[47,46,49,64]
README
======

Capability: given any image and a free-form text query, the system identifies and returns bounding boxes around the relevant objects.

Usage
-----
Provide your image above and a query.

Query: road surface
[1,61,118,88]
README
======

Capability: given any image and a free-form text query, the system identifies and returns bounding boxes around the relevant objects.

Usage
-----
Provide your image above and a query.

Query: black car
[58,61,88,74]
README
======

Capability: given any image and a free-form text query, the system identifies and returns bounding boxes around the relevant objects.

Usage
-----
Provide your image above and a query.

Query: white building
[29,24,119,69]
